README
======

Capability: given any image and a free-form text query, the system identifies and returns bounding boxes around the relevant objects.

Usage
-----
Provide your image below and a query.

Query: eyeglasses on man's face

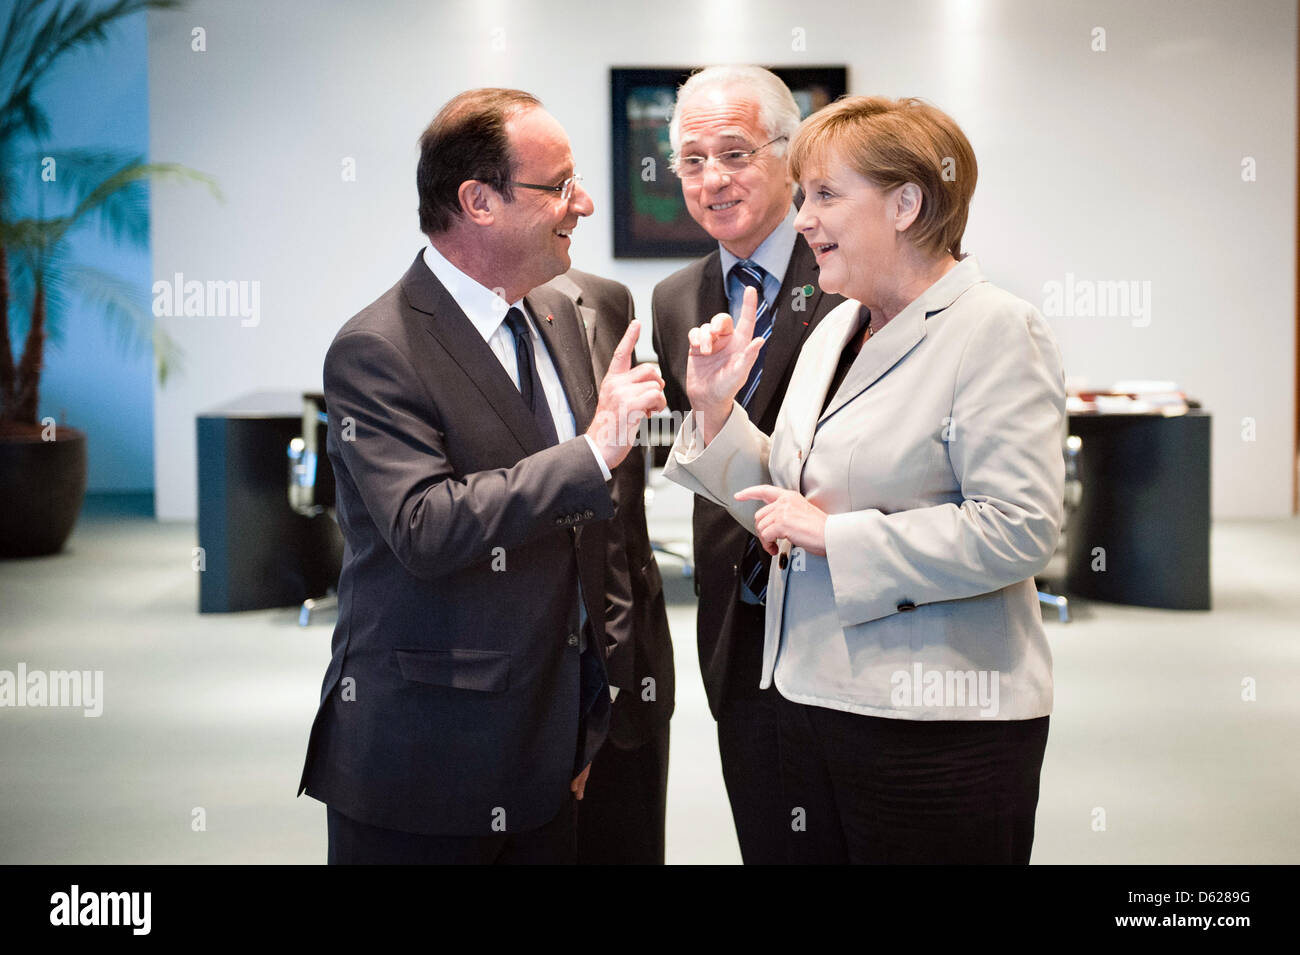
[671,136,788,178]
[508,173,584,202]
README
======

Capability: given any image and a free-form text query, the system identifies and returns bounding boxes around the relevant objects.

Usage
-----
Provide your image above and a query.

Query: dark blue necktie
[504,307,559,448]
[730,261,776,410]
[729,262,776,604]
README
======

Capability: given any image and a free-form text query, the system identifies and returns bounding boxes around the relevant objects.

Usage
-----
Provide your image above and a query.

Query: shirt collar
[719,204,799,286]
[422,242,528,343]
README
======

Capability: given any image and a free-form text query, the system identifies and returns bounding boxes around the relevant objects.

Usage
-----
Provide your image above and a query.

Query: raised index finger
[608,319,640,376]
[735,286,759,341]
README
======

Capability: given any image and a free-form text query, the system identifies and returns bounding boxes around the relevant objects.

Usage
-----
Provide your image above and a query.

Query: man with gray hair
[651,65,844,863]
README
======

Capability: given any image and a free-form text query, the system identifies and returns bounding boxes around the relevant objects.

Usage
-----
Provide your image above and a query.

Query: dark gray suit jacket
[651,236,843,718]
[546,268,675,749]
[298,252,619,836]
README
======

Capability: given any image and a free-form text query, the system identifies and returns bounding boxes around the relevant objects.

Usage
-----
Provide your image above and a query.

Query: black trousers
[576,722,670,865]
[776,692,1050,864]
[327,798,577,864]
[716,601,787,864]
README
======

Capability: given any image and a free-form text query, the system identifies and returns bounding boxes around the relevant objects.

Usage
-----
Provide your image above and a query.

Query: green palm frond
[7,254,181,383]
[74,161,221,245]
[3,157,215,388]
[0,1,182,147]
[3,146,138,216]
[0,0,200,405]
[1,157,219,250]
[0,3,52,145]
[151,317,182,383]
[4,240,70,342]
[0,213,69,253]
[62,262,150,353]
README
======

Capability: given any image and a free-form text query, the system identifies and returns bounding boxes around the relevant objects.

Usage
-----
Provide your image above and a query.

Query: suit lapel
[543,272,599,357]
[694,250,730,335]
[787,304,861,456]
[528,289,598,433]
[816,256,985,426]
[747,239,830,423]
[817,305,927,426]
[580,303,598,354]
[401,254,549,456]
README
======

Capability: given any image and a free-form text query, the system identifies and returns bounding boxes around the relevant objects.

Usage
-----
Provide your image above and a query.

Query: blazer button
[566,632,579,647]
[897,600,916,612]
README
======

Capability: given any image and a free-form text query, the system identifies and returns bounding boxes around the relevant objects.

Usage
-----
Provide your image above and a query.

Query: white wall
[148,0,1297,519]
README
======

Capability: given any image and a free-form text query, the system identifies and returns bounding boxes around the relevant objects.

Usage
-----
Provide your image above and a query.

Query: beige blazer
[664,256,1066,720]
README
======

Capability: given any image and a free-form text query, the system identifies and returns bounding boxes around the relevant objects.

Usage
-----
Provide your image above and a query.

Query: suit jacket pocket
[395,648,510,693]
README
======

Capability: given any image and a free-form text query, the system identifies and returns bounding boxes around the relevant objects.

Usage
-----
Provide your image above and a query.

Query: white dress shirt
[718,204,799,320]
[422,244,610,480]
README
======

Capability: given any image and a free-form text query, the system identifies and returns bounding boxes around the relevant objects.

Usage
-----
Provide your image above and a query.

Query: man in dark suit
[651,67,844,863]
[545,268,675,865]
[298,88,666,864]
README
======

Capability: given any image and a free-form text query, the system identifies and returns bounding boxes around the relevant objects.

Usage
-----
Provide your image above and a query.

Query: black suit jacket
[545,269,676,749]
[651,235,844,718]
[298,252,620,836]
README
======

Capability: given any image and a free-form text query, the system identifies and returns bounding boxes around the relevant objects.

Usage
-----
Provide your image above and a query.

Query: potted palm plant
[0,0,214,556]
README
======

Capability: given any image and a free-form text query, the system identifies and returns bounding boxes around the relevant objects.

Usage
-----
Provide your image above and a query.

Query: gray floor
[1,481,1296,864]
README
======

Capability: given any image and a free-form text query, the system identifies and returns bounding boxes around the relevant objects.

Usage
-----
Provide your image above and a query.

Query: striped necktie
[729,261,776,605]
[730,261,775,410]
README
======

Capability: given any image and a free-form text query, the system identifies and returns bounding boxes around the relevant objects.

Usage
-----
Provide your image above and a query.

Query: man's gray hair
[668,65,801,156]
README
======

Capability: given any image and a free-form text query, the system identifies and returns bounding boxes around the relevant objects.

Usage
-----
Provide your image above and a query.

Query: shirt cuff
[583,433,612,481]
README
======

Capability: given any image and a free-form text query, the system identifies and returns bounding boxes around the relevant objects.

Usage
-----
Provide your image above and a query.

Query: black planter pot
[0,426,88,557]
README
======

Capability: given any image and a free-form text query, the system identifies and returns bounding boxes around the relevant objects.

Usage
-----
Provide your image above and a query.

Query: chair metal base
[1037,590,1071,623]
[650,541,694,577]
[298,593,338,627]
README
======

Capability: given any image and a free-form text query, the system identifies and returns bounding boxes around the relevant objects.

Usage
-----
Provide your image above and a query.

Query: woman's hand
[734,484,828,557]
[686,286,767,442]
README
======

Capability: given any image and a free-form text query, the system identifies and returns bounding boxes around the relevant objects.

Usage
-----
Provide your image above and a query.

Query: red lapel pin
[545,314,553,324]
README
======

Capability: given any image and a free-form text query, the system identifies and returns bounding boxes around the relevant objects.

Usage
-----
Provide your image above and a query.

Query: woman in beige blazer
[664,96,1066,863]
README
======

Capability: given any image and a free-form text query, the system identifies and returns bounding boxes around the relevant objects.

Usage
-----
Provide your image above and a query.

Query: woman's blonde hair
[788,96,977,258]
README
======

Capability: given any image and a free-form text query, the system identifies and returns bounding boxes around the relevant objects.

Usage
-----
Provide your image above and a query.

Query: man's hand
[686,285,767,443]
[734,484,829,556]
[571,762,592,800]
[586,320,666,471]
